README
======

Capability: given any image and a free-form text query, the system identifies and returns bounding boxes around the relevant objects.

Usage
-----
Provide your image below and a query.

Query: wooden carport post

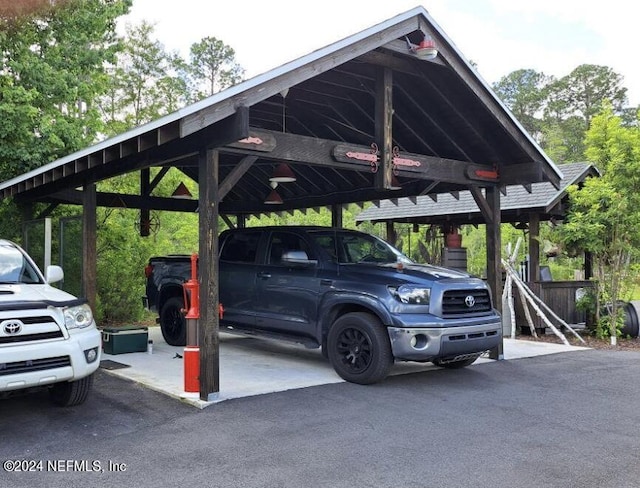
[139,168,150,237]
[528,213,540,282]
[82,183,97,313]
[485,186,503,359]
[385,221,397,247]
[198,149,220,401]
[331,204,342,228]
[374,66,393,191]
[193,107,249,400]
[470,185,503,360]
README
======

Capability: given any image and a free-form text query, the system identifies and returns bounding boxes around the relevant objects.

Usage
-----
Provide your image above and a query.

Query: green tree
[0,79,39,178]
[0,0,131,179]
[493,65,629,163]
[558,106,640,343]
[539,116,587,164]
[492,69,550,137]
[542,64,627,161]
[562,64,627,126]
[620,106,640,128]
[188,36,244,98]
[100,21,188,135]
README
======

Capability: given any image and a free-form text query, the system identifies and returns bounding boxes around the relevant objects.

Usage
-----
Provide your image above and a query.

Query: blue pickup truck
[144,226,501,384]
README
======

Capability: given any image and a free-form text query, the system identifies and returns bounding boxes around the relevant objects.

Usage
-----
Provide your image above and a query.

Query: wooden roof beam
[15,108,249,201]
[225,131,502,187]
[469,186,493,224]
[219,156,258,200]
[45,189,198,212]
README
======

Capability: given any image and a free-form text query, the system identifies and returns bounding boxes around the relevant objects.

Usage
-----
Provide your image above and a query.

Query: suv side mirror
[46,265,64,284]
[281,250,317,267]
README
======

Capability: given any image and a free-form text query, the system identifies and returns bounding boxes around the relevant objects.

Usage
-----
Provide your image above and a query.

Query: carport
[0,7,562,401]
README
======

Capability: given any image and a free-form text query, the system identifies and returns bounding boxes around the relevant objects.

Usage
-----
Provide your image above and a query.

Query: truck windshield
[0,243,42,284]
[311,231,413,265]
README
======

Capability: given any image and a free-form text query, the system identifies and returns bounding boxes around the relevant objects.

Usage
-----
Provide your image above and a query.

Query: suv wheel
[160,296,186,346]
[327,312,393,384]
[49,374,94,407]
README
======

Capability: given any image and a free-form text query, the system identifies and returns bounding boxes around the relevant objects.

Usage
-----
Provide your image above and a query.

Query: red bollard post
[183,346,200,392]
[183,253,199,393]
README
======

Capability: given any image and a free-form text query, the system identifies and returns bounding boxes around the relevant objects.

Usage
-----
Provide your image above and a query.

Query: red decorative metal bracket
[392,146,421,175]
[237,136,264,145]
[393,156,422,168]
[474,165,499,180]
[345,143,379,172]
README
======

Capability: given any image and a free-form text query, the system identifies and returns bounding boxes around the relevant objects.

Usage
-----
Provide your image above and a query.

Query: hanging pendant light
[269,89,296,183]
[264,181,283,204]
[171,182,192,199]
[406,34,438,60]
[415,34,438,60]
[269,163,296,183]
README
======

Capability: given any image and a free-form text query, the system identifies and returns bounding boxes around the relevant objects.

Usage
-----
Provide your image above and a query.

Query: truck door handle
[321,279,333,286]
[258,272,272,279]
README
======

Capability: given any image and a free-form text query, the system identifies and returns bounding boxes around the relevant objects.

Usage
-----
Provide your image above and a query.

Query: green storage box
[102,326,148,354]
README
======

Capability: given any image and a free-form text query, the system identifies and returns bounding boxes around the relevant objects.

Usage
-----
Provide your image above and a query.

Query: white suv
[0,239,101,406]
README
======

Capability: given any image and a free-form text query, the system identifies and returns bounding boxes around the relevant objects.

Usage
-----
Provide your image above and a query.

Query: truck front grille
[442,289,492,315]
[0,356,71,376]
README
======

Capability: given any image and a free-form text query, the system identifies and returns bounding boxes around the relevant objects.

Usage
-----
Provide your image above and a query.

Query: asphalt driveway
[2,349,640,488]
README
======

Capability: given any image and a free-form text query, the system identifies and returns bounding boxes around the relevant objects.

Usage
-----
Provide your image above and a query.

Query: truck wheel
[432,356,478,369]
[327,312,393,384]
[49,374,94,407]
[160,296,186,346]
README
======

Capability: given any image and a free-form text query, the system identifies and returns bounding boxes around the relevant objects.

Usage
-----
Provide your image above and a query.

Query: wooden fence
[514,280,594,332]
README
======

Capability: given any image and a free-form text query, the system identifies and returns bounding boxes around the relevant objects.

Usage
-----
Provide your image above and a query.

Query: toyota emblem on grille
[2,320,23,335]
[464,295,476,308]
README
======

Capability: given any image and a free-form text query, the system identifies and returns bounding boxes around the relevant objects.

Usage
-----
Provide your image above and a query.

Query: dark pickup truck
[144,226,501,384]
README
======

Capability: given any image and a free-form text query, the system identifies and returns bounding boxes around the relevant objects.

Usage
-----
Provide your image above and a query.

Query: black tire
[327,312,393,384]
[49,374,94,407]
[160,296,186,346]
[432,356,478,369]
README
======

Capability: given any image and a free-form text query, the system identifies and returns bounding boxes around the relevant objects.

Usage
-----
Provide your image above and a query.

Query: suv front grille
[442,289,491,315]
[16,315,56,325]
[0,331,64,344]
[0,315,63,344]
[0,356,71,376]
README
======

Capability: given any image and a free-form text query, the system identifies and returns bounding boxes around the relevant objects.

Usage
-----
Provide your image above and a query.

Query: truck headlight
[64,303,94,329]
[389,285,431,305]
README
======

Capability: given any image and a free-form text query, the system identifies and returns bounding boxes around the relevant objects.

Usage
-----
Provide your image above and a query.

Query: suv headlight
[389,285,431,305]
[64,303,94,329]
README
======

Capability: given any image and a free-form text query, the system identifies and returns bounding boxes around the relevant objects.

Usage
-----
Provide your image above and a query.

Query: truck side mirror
[46,265,64,284]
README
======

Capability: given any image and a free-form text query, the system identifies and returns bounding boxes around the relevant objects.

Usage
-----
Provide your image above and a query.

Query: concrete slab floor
[100,326,589,409]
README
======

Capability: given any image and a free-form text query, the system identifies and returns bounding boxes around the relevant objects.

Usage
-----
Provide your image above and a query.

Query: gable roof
[355,162,599,226]
[0,7,562,214]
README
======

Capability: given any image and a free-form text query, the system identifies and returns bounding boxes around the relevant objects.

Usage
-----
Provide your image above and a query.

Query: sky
[121,0,639,106]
